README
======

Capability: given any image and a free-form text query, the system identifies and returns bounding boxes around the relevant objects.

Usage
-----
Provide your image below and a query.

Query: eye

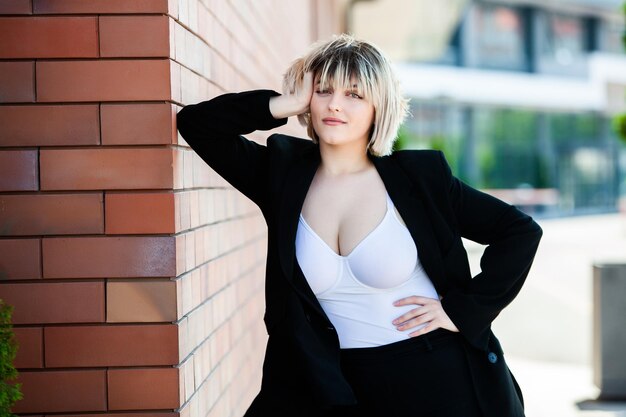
[348,91,362,99]
[315,89,331,95]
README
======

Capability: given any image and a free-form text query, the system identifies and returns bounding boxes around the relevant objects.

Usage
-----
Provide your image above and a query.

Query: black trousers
[319,328,483,417]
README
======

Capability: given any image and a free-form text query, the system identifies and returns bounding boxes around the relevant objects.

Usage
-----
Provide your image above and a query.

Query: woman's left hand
[392,296,459,337]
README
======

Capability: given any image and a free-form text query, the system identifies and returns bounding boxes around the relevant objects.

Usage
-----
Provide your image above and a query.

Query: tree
[616,2,626,144]
[0,299,22,417]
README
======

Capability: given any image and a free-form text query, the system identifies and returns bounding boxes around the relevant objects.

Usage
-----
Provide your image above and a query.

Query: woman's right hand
[269,71,314,119]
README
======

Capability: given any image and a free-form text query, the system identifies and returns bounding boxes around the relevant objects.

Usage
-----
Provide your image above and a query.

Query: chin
[319,137,346,146]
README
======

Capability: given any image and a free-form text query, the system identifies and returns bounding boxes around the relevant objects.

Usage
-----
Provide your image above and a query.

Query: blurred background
[351,0,626,218]
[347,0,626,415]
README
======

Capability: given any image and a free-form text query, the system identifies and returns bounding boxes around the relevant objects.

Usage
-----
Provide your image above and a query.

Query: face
[310,74,375,149]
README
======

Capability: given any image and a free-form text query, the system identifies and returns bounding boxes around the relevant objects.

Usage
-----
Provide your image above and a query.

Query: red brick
[0,104,99,146]
[13,370,106,413]
[105,192,175,234]
[13,327,43,368]
[0,17,98,58]
[99,15,169,58]
[180,64,204,106]
[190,190,200,229]
[169,16,176,58]
[33,0,169,14]
[0,239,41,280]
[183,146,194,188]
[184,232,195,272]
[45,324,178,367]
[0,0,32,14]
[36,59,171,102]
[191,152,209,190]
[40,148,173,190]
[106,279,177,322]
[196,3,211,44]
[42,236,176,278]
[168,0,178,19]
[0,282,104,324]
[108,367,180,410]
[0,193,103,235]
[175,235,187,277]
[172,148,184,190]
[0,150,37,191]
[173,20,208,76]
[53,414,177,417]
[177,0,189,25]
[174,19,186,63]
[0,61,34,102]
[180,356,194,402]
[101,103,174,145]
[212,18,232,63]
[171,59,182,103]
[187,0,199,32]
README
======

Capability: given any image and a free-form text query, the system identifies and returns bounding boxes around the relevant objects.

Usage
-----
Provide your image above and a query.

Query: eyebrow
[314,81,361,89]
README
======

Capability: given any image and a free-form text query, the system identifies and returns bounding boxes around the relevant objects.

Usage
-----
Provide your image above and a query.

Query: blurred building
[352,0,626,216]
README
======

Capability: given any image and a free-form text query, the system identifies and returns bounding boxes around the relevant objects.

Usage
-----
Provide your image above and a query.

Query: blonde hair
[282,33,410,157]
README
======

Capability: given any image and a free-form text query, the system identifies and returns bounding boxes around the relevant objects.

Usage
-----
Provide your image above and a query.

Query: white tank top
[295,190,440,348]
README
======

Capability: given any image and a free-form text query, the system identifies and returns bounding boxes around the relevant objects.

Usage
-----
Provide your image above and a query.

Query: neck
[317,139,373,176]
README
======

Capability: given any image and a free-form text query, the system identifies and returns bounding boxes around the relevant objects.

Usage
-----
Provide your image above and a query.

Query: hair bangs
[312,51,375,101]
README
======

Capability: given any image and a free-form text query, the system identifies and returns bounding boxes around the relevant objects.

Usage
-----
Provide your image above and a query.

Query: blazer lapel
[370,155,447,292]
[276,144,323,312]
[277,145,447,322]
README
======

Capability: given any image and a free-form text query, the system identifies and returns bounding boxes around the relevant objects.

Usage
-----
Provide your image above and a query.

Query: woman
[176,34,542,417]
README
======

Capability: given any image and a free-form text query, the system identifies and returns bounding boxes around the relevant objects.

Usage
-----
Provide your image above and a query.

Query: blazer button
[327,325,335,331]
[487,352,498,364]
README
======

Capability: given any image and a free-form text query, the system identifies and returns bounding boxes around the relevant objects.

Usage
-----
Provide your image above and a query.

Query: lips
[322,117,346,125]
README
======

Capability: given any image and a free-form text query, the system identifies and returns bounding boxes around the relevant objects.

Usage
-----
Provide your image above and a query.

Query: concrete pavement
[464,213,626,417]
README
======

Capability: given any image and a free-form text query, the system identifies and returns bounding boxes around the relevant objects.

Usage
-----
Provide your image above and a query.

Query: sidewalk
[465,213,626,417]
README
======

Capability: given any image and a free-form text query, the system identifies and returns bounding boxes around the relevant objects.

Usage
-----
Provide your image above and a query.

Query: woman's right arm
[176,90,283,209]
[176,74,313,209]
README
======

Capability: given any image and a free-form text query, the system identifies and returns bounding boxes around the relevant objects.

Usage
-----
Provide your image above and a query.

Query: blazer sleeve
[438,151,543,351]
[175,89,288,210]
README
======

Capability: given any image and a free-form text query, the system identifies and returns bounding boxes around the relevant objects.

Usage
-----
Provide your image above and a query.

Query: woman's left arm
[436,151,543,350]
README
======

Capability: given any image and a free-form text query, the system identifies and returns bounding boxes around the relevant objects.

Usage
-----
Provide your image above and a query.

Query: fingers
[391,295,461,336]
[395,312,433,330]
[392,307,426,325]
[393,295,437,306]
[409,324,434,338]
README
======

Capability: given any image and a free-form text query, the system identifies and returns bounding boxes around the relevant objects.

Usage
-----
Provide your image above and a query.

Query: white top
[295,190,440,348]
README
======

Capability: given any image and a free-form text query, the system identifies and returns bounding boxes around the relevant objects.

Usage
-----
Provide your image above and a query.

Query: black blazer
[176,89,543,417]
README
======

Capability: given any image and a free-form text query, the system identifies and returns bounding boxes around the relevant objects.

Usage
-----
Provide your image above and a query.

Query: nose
[327,92,342,112]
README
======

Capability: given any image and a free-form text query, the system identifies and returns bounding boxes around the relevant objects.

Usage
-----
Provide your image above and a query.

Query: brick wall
[0,1,340,416]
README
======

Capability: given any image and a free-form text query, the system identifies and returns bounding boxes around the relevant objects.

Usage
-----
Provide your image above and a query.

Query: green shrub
[0,299,22,417]
[614,113,626,144]
[620,2,626,143]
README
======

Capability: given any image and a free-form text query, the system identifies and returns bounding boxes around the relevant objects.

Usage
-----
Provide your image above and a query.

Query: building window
[598,18,626,54]
[534,10,588,76]
[465,3,527,71]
